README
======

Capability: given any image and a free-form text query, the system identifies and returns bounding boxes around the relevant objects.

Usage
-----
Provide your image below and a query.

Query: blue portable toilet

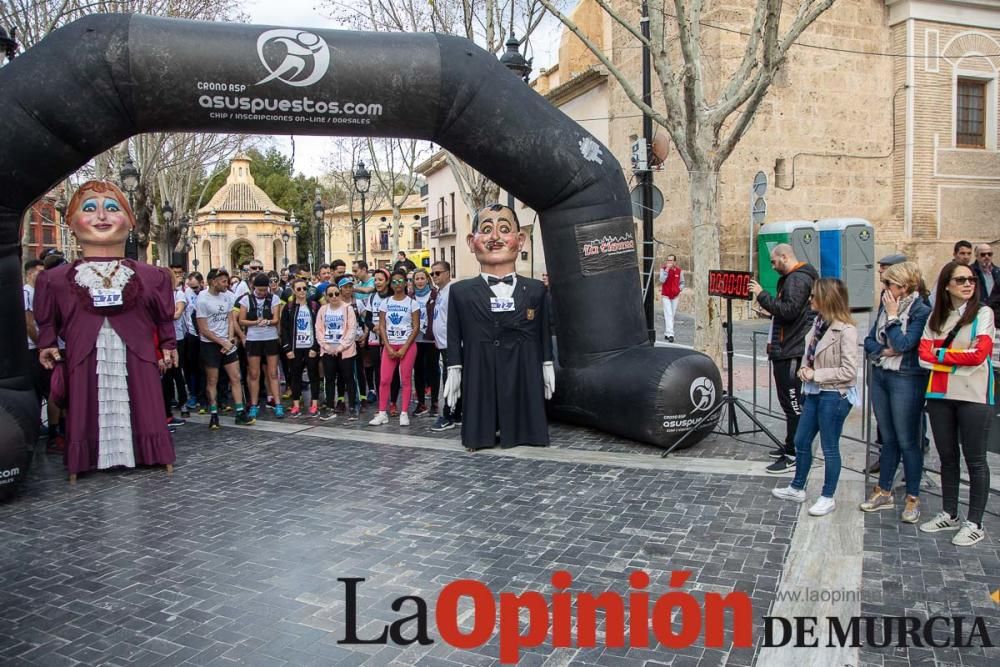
[816,218,875,309]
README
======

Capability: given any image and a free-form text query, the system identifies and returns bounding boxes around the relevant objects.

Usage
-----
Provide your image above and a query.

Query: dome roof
[197,155,287,216]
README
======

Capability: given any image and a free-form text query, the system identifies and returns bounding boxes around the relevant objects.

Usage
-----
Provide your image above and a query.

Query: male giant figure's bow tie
[488,275,514,286]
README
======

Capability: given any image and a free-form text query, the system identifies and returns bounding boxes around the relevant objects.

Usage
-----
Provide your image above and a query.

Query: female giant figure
[35,180,177,483]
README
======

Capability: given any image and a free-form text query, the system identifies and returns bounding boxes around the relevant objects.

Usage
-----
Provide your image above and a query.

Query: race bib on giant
[93,288,123,308]
[490,297,515,312]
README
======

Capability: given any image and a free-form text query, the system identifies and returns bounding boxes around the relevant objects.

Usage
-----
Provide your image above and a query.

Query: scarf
[875,292,918,371]
[805,316,829,367]
[414,284,431,298]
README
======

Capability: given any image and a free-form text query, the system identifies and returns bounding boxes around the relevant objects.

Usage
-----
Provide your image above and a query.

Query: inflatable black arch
[0,14,722,497]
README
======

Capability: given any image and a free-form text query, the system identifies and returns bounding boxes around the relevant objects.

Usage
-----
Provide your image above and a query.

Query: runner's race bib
[296,330,312,347]
[93,288,123,308]
[490,297,515,312]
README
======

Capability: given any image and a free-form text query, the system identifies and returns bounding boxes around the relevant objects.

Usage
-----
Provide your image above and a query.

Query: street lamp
[119,155,140,260]
[499,32,532,83]
[313,190,325,270]
[500,34,533,272]
[282,230,290,267]
[352,160,371,265]
[189,228,200,270]
[54,191,69,258]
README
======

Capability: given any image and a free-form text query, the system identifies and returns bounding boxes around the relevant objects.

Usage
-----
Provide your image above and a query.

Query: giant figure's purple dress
[34,258,177,475]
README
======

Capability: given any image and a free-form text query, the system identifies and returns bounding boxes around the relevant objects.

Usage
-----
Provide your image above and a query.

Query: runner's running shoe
[209,414,220,430]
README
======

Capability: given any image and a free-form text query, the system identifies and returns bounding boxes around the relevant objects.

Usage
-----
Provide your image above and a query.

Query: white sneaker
[368,411,389,426]
[808,496,836,516]
[919,511,961,533]
[399,413,410,426]
[771,485,806,503]
[951,521,986,546]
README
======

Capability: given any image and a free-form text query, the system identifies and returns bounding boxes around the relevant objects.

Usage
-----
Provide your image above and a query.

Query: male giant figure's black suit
[447,274,552,450]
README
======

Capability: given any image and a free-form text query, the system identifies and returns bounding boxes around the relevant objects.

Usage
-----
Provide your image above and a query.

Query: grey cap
[878,253,907,266]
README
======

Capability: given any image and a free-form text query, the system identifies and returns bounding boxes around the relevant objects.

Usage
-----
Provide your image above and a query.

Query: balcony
[430,215,455,238]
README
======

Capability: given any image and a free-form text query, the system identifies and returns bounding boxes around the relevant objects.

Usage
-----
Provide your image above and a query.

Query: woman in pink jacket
[315,281,359,421]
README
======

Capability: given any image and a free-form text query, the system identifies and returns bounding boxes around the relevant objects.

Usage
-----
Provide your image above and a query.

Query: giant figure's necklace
[89,261,121,289]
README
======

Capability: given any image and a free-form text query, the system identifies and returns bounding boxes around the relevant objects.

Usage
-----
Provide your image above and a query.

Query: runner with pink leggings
[368,270,420,427]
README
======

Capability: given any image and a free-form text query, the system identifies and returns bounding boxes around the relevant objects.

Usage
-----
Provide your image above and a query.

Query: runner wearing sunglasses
[280,278,321,417]
[369,270,419,426]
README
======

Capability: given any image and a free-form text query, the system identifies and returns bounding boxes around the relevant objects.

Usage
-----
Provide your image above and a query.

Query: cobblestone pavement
[1,409,998,666]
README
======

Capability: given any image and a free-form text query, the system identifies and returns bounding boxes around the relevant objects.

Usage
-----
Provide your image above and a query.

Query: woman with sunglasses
[370,270,420,426]
[411,268,440,416]
[362,269,391,404]
[280,277,321,417]
[860,262,931,522]
[772,278,859,517]
[917,261,995,546]
[316,284,359,421]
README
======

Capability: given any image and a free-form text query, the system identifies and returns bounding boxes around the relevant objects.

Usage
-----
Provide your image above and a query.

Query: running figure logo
[689,377,716,412]
[256,29,330,87]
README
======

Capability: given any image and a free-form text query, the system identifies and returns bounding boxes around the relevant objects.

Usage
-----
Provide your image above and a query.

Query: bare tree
[324,0,557,216]
[537,0,835,360]
[364,138,432,255]
[321,137,389,259]
[3,0,249,261]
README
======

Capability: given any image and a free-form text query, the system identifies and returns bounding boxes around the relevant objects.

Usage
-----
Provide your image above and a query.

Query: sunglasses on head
[951,276,975,285]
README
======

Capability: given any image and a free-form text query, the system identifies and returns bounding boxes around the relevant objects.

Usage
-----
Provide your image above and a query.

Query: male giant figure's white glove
[542,361,555,400]
[444,365,462,408]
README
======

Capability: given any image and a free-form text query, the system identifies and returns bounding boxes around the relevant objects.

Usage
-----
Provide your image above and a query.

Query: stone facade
[192,155,297,273]
[324,194,426,271]
[604,0,1000,301]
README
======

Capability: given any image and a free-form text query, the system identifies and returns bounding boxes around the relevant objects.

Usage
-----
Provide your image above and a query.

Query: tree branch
[537,0,670,129]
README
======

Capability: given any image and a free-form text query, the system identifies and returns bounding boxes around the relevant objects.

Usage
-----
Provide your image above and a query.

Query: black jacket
[447,276,552,449]
[756,262,819,361]
[973,263,1000,305]
[280,300,321,354]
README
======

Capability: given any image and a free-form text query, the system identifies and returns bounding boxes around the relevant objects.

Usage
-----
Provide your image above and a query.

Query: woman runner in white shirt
[369,270,419,426]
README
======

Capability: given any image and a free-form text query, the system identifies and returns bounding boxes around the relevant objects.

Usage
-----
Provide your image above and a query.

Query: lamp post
[189,228,200,271]
[281,230,290,267]
[162,199,175,264]
[312,190,325,271]
[54,192,68,258]
[119,155,140,260]
[352,160,371,265]
[500,34,533,274]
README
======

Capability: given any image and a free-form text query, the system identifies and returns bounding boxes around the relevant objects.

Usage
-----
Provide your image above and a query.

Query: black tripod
[662,297,783,457]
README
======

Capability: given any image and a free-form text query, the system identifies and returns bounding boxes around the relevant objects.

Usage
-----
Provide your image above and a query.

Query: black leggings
[926,399,993,526]
[322,354,357,410]
[183,334,203,403]
[414,343,440,407]
[288,349,320,402]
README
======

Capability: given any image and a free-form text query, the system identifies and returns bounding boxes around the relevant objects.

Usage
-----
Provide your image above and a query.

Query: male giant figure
[443,204,555,450]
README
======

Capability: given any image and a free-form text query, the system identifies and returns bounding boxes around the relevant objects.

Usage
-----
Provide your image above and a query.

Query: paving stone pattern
[1,428,797,666]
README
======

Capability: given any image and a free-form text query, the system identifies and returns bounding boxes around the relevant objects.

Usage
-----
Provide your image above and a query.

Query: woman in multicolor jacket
[918,261,995,547]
